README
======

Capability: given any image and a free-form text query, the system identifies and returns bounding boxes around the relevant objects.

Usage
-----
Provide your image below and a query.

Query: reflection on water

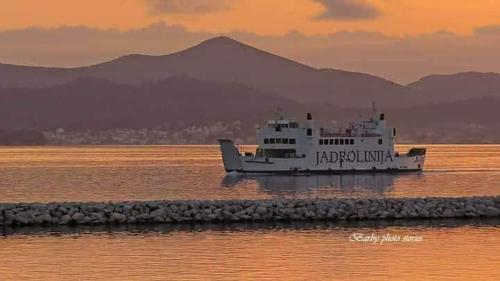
[221,173,411,196]
[2,217,499,237]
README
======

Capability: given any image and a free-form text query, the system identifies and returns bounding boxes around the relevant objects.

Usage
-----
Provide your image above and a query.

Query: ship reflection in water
[221,173,423,197]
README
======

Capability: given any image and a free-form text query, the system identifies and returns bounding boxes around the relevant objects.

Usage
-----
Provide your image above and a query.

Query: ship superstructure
[219,111,426,174]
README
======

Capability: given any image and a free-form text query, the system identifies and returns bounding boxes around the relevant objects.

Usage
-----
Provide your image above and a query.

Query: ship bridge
[254,113,315,159]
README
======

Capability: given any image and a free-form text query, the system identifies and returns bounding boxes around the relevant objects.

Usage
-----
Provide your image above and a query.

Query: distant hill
[0,76,301,130]
[407,72,500,103]
[385,97,500,143]
[0,37,414,108]
[0,75,499,143]
[0,130,45,145]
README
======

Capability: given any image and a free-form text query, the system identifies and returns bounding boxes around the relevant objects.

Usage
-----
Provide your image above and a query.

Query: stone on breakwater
[0,196,499,226]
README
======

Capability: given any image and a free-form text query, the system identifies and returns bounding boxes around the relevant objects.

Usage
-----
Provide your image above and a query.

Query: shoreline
[1,196,499,226]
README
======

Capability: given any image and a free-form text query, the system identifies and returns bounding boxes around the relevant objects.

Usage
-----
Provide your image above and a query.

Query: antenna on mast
[371,101,377,116]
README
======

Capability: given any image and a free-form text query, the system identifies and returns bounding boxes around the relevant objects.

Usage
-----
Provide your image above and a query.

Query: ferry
[218,110,426,174]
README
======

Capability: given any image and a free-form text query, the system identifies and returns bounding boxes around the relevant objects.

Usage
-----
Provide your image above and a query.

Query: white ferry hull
[219,139,425,174]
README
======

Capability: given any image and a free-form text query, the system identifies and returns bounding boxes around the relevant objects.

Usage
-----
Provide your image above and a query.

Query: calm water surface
[1,145,499,280]
[0,145,499,202]
[1,220,499,280]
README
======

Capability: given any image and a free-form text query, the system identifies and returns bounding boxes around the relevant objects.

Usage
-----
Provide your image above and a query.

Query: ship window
[276,138,282,144]
[270,138,275,144]
[282,138,289,144]
[378,139,383,145]
[329,139,334,145]
[319,139,324,145]
[344,139,349,145]
[350,139,354,145]
[307,128,312,136]
[335,139,339,145]
[289,138,296,144]
[339,139,344,145]
[264,138,269,144]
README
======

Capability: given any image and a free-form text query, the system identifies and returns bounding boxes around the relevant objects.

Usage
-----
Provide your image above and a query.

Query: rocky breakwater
[1,196,500,226]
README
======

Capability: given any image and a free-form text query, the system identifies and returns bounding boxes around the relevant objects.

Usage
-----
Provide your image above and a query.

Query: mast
[371,100,377,117]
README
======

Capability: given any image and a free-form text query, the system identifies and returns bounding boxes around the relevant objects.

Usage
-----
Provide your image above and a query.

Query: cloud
[146,0,235,15]
[313,0,381,20]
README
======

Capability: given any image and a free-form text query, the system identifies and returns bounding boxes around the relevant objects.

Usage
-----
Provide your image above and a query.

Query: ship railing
[319,133,382,137]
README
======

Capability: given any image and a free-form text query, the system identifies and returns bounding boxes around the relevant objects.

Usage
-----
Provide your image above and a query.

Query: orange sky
[1,0,500,36]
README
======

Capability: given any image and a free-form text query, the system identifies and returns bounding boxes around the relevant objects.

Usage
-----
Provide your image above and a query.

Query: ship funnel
[306,113,312,120]
[380,113,385,120]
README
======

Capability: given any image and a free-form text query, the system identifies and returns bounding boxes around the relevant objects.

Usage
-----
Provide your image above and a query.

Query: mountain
[407,72,500,102]
[1,36,499,143]
[0,36,414,108]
